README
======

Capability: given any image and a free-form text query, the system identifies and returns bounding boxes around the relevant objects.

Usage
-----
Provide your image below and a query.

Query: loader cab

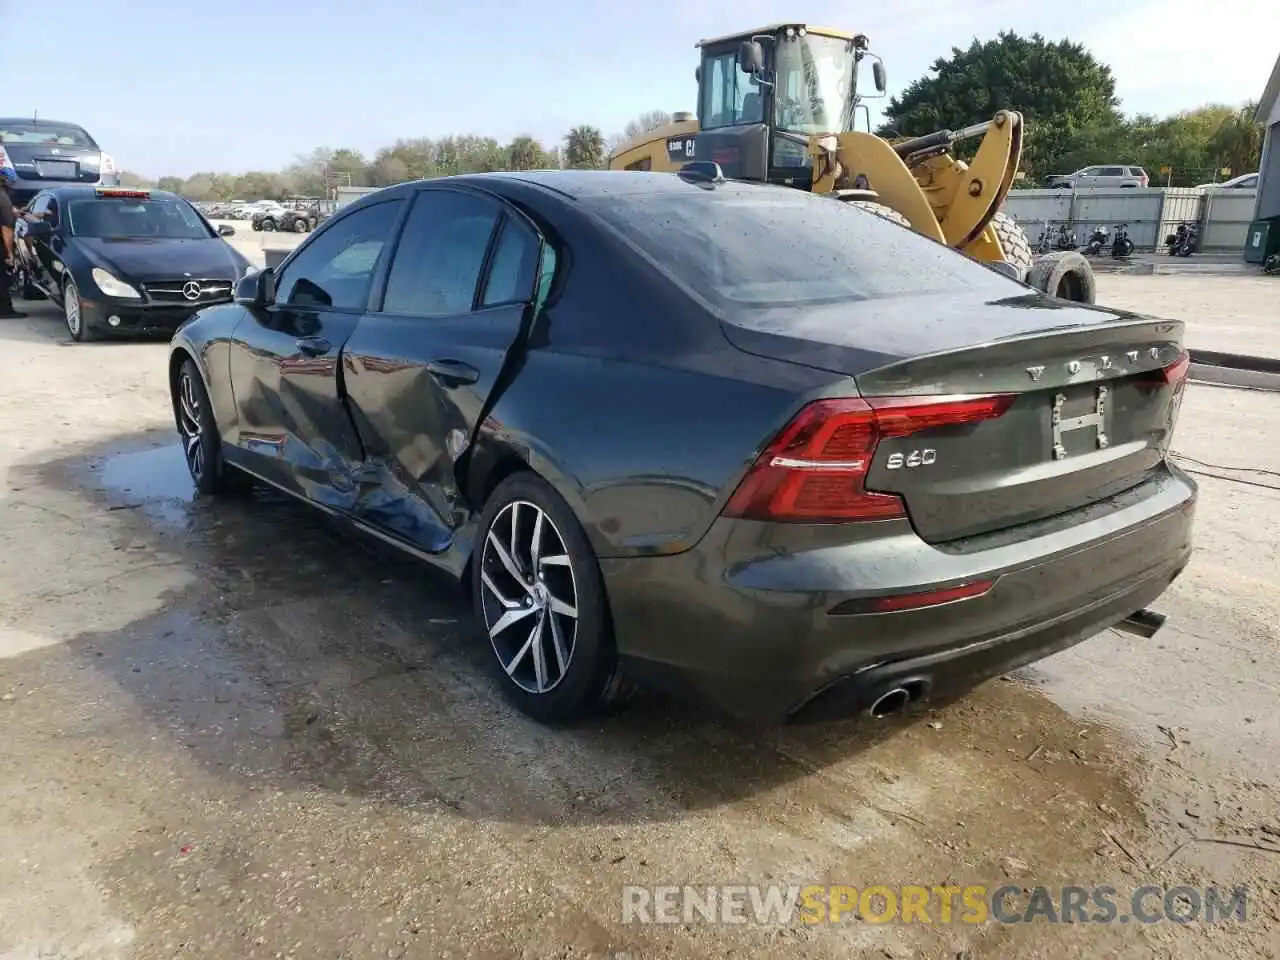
[693,25,883,187]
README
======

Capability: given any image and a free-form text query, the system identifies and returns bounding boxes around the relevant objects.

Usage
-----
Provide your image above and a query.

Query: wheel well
[458,453,533,597]
[168,347,195,403]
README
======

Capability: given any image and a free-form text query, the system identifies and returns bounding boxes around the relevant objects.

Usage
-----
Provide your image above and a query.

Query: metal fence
[1002,188,1258,254]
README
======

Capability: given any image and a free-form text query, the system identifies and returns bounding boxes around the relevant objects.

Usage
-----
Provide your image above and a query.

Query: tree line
[880,32,1263,186]
[120,33,1265,200]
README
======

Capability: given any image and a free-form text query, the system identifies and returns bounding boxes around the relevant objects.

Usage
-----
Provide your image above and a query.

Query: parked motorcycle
[1054,221,1078,251]
[1084,225,1110,256]
[1165,221,1198,257]
[1110,223,1134,259]
[1034,222,1054,255]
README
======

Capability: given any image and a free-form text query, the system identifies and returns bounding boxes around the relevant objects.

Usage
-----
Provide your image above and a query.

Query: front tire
[472,472,631,723]
[173,358,238,496]
[262,219,276,232]
[63,279,96,342]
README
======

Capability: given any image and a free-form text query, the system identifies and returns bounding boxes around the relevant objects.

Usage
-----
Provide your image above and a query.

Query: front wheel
[472,472,631,723]
[262,219,276,232]
[63,279,96,342]
[173,358,239,496]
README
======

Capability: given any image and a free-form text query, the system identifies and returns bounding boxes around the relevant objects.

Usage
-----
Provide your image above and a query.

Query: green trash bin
[1243,217,1280,264]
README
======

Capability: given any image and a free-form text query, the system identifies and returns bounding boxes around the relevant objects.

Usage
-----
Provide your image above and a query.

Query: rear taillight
[1136,349,1190,394]
[723,394,1015,523]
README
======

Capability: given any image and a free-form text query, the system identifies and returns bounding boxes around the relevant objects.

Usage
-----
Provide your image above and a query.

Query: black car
[167,170,1196,725]
[18,186,255,341]
[0,117,120,206]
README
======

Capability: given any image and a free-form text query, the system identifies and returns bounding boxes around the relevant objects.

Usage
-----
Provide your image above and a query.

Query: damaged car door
[225,197,404,502]
[341,186,544,553]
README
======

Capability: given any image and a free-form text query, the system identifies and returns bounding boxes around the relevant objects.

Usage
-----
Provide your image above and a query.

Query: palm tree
[563,125,606,169]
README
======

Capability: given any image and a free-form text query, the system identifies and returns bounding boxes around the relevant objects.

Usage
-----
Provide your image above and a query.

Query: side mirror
[872,61,886,94]
[737,40,764,76]
[25,219,54,240]
[218,223,235,237]
[235,267,274,307]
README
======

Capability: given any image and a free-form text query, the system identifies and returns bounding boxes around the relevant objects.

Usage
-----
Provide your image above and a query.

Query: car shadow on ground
[16,430,1144,833]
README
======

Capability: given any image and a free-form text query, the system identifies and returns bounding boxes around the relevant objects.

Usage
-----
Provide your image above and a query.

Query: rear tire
[262,219,276,232]
[472,471,632,724]
[991,212,1035,281]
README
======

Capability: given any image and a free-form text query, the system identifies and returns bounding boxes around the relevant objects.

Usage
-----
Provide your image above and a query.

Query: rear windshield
[588,187,1022,309]
[68,198,212,240]
[0,121,97,148]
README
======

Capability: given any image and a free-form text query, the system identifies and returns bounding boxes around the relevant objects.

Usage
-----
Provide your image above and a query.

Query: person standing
[0,168,28,319]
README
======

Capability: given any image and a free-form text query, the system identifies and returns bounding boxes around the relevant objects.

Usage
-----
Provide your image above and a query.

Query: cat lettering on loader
[607,24,1095,302]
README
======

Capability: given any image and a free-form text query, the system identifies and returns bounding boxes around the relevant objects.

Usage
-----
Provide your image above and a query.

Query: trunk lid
[720,291,1187,543]
[2,142,103,184]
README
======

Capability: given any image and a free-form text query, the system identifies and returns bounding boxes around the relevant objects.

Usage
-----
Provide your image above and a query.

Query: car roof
[368,169,786,204]
[37,185,183,202]
[0,117,89,130]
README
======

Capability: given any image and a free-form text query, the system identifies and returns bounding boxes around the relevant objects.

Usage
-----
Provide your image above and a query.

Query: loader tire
[1026,251,1097,304]
[846,200,912,228]
[991,212,1035,280]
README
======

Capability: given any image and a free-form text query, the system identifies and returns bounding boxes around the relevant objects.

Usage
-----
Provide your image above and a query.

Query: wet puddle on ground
[86,441,194,527]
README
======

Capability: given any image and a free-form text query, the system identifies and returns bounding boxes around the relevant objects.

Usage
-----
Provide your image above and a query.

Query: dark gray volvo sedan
[168,170,1195,724]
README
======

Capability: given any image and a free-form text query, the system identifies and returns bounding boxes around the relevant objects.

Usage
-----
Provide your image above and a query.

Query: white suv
[1046,165,1149,189]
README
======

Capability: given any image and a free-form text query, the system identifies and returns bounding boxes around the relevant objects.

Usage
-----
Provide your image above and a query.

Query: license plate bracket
[1052,384,1109,460]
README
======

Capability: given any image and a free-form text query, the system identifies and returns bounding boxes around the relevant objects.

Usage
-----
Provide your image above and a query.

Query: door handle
[425,358,480,386]
[295,336,331,356]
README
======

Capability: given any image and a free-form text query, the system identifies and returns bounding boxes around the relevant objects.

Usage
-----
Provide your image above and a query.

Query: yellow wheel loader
[607,24,1095,302]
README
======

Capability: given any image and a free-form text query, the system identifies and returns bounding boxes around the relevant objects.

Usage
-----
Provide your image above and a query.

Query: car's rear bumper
[600,465,1196,723]
[79,296,226,336]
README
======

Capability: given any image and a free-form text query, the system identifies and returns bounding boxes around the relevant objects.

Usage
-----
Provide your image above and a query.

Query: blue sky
[5,0,1274,178]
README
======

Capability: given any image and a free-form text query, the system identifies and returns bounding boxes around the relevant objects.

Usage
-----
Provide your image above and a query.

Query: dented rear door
[340,187,543,553]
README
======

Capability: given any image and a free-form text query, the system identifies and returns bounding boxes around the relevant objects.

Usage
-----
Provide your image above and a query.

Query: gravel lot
[1,261,1277,959]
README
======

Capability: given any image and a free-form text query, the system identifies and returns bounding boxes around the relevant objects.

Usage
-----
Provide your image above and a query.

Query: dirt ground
[1,264,1278,960]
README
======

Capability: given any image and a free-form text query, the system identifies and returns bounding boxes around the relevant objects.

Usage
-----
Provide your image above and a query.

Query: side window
[1240,175,1258,189]
[381,190,500,316]
[481,217,540,307]
[275,200,402,310]
[625,157,652,171]
[45,197,60,225]
[1080,167,1100,177]
[701,52,759,130]
[1100,166,1124,177]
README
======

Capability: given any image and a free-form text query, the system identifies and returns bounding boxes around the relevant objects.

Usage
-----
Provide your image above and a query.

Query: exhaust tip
[868,687,911,719]
[1114,608,1166,640]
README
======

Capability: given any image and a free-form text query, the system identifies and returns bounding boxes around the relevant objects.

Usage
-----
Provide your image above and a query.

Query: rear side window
[481,217,540,306]
[1129,167,1147,177]
[588,188,1020,309]
[382,190,500,316]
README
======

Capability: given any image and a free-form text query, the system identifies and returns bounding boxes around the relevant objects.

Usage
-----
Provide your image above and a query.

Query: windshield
[68,199,213,240]
[590,186,1020,310]
[0,120,97,148]
[772,34,858,135]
